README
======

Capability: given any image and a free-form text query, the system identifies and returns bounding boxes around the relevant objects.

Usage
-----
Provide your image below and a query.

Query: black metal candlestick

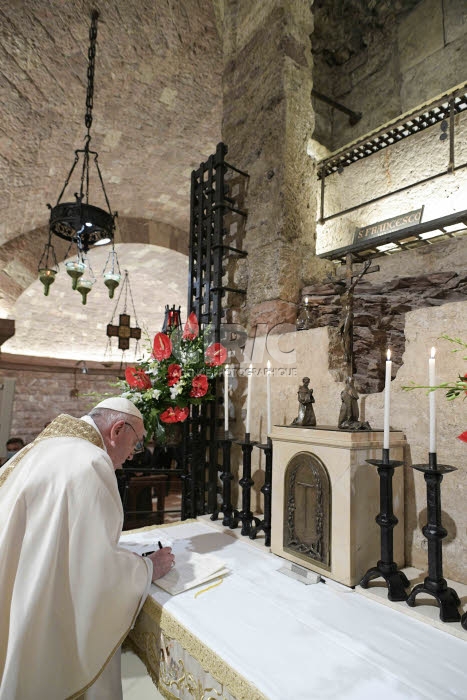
[210,432,234,526]
[249,437,273,546]
[406,453,461,622]
[360,448,410,601]
[229,433,259,536]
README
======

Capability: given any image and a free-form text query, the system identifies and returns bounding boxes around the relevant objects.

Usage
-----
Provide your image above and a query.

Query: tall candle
[266,360,272,434]
[246,363,253,434]
[429,347,436,453]
[224,364,229,432]
[383,349,391,449]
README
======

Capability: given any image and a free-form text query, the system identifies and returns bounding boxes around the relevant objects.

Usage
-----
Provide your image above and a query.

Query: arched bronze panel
[283,451,331,568]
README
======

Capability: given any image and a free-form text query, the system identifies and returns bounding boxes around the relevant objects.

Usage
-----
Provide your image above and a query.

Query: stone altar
[270,426,406,587]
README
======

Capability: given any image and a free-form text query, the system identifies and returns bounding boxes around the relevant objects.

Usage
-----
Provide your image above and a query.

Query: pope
[0,396,175,699]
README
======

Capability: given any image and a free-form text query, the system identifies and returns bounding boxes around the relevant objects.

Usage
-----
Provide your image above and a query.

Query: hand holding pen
[145,540,175,580]
[142,541,163,557]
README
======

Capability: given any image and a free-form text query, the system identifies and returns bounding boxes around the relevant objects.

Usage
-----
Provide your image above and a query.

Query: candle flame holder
[360,448,410,601]
[210,431,234,526]
[406,452,461,622]
[229,433,260,536]
[249,437,273,546]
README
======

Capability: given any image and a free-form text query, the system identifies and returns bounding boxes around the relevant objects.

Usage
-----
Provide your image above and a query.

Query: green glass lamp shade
[65,260,86,290]
[39,268,57,296]
[76,279,94,305]
[103,272,121,299]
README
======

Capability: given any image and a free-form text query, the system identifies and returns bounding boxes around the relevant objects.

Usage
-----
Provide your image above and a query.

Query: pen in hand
[143,541,163,557]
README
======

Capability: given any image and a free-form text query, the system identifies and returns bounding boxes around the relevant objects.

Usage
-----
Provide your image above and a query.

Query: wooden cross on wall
[106,313,141,351]
[328,253,379,375]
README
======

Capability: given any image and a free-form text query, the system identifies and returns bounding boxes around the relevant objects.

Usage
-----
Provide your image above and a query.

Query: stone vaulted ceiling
[1,0,222,244]
[0,0,222,357]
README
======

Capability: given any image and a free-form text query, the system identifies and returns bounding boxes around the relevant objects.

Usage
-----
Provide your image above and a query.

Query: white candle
[246,363,253,434]
[224,364,229,432]
[266,360,272,434]
[429,347,436,453]
[383,349,391,449]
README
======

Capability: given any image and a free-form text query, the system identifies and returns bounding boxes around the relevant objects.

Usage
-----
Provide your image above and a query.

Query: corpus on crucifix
[329,254,378,375]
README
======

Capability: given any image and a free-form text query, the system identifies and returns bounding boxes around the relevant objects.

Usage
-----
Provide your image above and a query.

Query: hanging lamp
[105,270,141,354]
[39,10,121,299]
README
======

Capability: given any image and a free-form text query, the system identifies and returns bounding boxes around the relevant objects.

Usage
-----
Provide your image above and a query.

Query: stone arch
[0,217,188,316]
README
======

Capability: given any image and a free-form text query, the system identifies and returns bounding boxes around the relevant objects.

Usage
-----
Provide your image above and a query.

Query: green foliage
[402,334,467,400]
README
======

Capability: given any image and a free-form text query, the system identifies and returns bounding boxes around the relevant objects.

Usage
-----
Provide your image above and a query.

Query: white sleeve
[132,555,153,624]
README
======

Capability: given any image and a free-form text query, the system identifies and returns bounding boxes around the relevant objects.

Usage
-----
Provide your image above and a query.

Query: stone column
[217,0,329,334]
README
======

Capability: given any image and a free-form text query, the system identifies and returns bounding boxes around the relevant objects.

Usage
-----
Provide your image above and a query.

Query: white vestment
[0,414,152,700]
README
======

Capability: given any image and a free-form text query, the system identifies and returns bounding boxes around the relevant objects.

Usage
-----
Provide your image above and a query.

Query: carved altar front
[270,426,406,586]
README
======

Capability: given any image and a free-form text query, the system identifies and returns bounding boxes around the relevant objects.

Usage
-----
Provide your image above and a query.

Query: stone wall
[0,367,119,449]
[220,0,330,334]
[313,0,467,151]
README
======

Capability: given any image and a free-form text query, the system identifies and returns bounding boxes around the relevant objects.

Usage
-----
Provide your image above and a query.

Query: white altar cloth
[121,521,467,700]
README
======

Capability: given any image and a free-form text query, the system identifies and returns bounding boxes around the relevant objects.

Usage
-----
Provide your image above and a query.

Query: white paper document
[153,550,228,595]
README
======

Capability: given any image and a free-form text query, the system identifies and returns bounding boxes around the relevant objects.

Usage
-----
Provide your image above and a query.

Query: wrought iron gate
[182,142,249,518]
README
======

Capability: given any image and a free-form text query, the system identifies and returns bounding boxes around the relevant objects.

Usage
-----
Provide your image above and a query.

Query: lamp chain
[80,10,99,205]
[85,11,99,133]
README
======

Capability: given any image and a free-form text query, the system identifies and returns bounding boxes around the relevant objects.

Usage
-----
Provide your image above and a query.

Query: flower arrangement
[119,312,227,440]
[403,334,467,442]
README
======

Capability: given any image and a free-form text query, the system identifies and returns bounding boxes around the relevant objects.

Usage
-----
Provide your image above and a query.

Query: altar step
[122,649,164,699]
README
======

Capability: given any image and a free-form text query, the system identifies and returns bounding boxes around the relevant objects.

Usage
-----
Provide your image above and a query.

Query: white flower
[146,366,158,376]
[170,385,183,399]
[152,389,161,400]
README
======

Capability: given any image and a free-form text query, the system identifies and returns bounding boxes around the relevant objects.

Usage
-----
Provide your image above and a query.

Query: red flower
[125,367,151,390]
[160,406,190,423]
[167,363,182,386]
[205,342,227,367]
[190,374,209,398]
[153,332,172,361]
[183,312,199,340]
[457,430,467,443]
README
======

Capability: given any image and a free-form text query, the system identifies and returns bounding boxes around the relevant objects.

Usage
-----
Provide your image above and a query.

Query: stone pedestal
[270,426,406,587]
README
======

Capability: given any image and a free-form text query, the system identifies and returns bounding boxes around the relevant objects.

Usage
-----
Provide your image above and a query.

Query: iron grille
[318,85,467,179]
[182,143,249,518]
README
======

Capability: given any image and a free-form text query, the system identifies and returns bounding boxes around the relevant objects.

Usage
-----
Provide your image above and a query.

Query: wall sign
[353,207,423,244]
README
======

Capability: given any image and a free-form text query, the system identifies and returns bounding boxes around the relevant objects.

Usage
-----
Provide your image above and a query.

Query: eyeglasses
[124,422,145,454]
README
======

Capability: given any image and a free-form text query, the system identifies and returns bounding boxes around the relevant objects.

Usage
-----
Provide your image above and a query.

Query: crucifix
[105,270,141,354]
[106,313,141,351]
[329,253,379,376]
